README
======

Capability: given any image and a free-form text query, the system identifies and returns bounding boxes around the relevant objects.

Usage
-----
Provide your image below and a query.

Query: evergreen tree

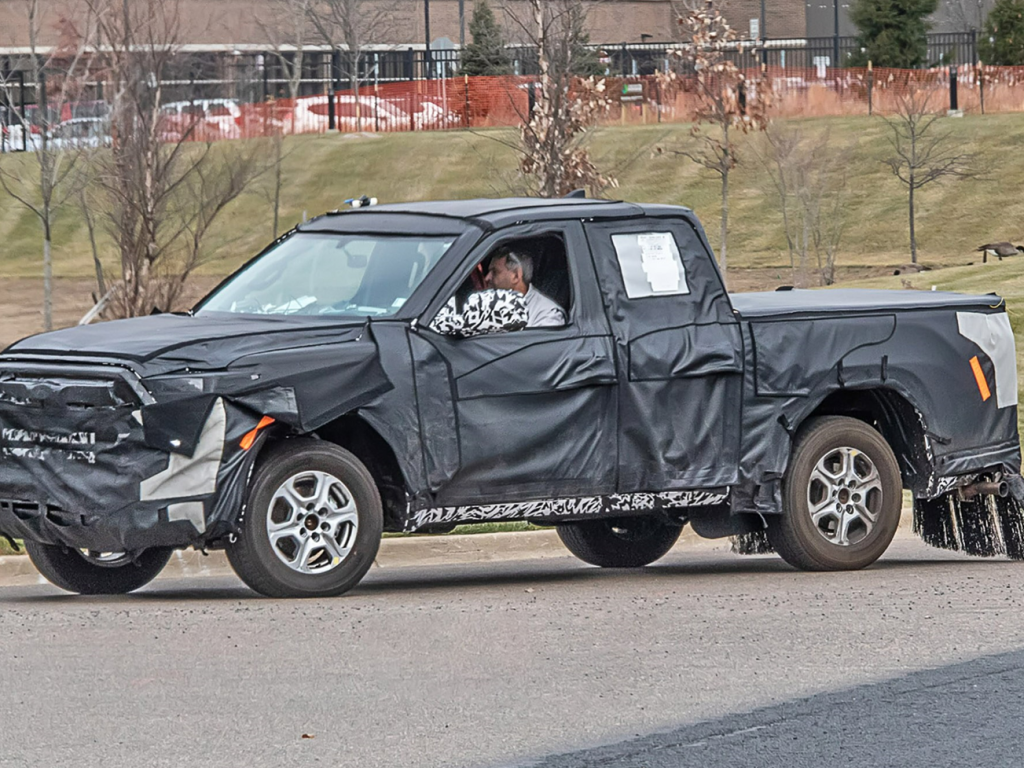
[569,28,604,76]
[461,0,511,76]
[849,0,938,67]
[980,0,1024,64]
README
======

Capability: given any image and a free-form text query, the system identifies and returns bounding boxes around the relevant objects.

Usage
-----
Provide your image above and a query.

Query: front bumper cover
[0,365,265,551]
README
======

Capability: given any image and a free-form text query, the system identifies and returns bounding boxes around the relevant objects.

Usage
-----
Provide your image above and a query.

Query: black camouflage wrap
[0,198,1020,558]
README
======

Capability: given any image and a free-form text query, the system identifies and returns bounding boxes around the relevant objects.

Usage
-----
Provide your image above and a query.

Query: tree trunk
[719,167,729,276]
[273,133,283,238]
[909,182,917,264]
[352,52,361,131]
[42,215,53,332]
[88,221,105,298]
[801,214,809,287]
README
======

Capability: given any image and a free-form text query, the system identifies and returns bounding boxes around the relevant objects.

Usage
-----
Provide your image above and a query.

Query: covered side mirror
[429,289,528,337]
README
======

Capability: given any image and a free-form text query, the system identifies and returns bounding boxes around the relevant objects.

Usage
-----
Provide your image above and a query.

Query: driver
[484,248,566,328]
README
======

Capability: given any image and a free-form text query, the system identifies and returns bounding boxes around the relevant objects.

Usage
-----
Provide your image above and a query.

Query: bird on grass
[976,242,1024,263]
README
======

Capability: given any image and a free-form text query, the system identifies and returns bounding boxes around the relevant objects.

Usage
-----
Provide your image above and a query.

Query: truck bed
[731,289,1001,319]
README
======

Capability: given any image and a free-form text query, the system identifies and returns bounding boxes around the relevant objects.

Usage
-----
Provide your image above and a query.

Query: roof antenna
[564,189,586,199]
[345,195,378,208]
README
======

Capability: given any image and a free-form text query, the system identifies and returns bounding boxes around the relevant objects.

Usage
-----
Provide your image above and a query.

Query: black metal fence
[586,31,977,75]
[0,31,979,121]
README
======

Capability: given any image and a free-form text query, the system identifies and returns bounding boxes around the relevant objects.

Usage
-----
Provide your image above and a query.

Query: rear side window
[611,231,690,298]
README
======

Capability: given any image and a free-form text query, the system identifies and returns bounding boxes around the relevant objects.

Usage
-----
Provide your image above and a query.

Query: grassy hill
[1,113,1024,281]
[2,113,1024,406]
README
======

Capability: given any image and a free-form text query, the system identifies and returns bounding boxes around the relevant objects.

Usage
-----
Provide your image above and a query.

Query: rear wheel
[226,439,383,598]
[25,542,173,595]
[557,516,683,567]
[768,416,902,571]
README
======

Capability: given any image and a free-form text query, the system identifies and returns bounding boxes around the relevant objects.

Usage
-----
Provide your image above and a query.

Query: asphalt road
[2,536,1024,768]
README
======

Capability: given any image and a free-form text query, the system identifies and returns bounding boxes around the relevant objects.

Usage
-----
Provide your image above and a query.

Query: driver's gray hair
[500,249,534,285]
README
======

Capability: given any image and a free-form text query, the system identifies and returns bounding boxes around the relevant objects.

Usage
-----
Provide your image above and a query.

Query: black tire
[768,416,902,571]
[557,516,683,567]
[226,439,383,598]
[24,542,173,595]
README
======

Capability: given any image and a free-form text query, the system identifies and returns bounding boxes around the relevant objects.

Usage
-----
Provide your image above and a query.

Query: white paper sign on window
[611,231,689,298]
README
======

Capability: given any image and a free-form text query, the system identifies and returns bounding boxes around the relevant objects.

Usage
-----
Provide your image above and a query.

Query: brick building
[0,0,980,80]
[0,0,820,52]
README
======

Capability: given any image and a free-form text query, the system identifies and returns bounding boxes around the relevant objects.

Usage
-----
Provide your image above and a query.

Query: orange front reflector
[969,356,992,402]
[240,416,276,450]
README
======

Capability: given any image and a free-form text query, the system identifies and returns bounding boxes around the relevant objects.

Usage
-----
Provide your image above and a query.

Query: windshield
[197,232,455,317]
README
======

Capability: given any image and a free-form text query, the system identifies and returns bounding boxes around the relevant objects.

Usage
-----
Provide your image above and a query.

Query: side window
[432,233,573,334]
[611,231,690,298]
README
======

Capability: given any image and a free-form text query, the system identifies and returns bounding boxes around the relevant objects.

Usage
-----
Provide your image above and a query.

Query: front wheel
[557,516,683,567]
[226,439,383,598]
[25,542,173,595]
[768,416,902,571]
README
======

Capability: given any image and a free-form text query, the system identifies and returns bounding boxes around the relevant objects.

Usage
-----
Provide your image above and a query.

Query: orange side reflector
[240,416,276,450]
[969,356,992,402]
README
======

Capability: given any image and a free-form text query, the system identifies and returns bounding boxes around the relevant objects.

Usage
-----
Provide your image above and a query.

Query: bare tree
[883,88,976,264]
[757,124,850,285]
[503,0,616,197]
[757,126,800,270]
[76,163,106,299]
[658,0,770,278]
[255,0,313,238]
[86,0,271,318]
[0,0,94,331]
[256,0,315,102]
[308,0,396,131]
[937,0,991,35]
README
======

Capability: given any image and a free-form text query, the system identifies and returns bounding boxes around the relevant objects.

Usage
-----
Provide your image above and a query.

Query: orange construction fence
[164,66,1024,143]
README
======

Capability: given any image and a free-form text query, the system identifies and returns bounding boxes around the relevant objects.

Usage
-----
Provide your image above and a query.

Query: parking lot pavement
[0,509,921,588]
[529,647,1024,768]
[2,535,1023,768]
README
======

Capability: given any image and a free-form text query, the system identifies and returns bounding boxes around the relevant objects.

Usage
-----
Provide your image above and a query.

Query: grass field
[1,113,1024,280]
[2,112,1024,347]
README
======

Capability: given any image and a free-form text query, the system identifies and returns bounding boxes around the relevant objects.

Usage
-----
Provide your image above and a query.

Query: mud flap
[731,529,774,555]
[914,492,1024,559]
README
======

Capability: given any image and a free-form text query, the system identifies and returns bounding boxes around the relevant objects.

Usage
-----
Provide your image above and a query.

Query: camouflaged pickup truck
[1,197,1020,597]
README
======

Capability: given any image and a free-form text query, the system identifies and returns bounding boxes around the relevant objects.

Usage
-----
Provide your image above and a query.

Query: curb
[0,509,918,588]
[0,529,575,588]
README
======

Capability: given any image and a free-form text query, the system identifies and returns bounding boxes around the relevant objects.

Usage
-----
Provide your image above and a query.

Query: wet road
[2,535,1023,767]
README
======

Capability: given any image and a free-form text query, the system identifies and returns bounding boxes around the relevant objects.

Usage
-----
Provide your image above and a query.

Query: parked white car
[49,116,112,149]
[292,94,412,133]
[400,96,463,129]
[2,117,111,152]
[1,122,25,152]
[160,98,242,141]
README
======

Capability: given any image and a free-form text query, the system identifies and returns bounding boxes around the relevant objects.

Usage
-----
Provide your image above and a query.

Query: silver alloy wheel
[78,550,132,568]
[807,446,883,547]
[266,470,359,575]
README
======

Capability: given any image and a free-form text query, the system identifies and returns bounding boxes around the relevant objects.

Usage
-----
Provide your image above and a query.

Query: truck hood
[2,312,367,374]
[0,312,396,453]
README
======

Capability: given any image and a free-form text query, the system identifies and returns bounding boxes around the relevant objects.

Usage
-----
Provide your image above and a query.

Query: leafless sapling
[659,0,771,278]
[255,0,315,237]
[86,0,272,319]
[757,123,850,285]
[882,88,976,264]
[307,0,397,131]
[0,0,95,331]
[504,0,616,197]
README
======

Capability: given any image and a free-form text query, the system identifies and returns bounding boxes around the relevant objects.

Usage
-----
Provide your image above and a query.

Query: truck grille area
[0,363,149,467]
[0,369,143,411]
